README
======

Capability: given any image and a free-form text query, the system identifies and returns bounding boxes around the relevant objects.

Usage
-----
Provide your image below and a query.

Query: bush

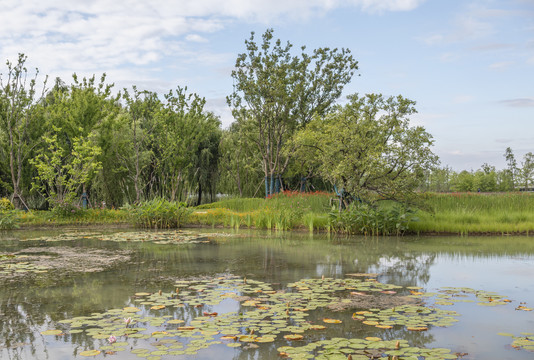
[129,198,192,229]
[330,202,416,236]
[49,200,82,218]
[0,210,20,230]
[0,198,14,211]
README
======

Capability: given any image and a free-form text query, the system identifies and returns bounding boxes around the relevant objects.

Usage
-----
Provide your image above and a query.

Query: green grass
[192,191,334,231]
[410,192,534,234]
[15,208,130,226]
[9,191,534,235]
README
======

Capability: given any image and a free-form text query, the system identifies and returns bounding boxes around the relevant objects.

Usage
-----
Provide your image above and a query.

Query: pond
[1,228,533,360]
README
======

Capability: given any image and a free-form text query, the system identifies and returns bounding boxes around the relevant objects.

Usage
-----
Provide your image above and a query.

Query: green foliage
[0,210,19,229]
[0,53,48,207]
[0,197,14,211]
[30,128,102,208]
[411,192,534,234]
[292,93,438,204]
[129,198,192,229]
[330,202,416,236]
[228,29,358,197]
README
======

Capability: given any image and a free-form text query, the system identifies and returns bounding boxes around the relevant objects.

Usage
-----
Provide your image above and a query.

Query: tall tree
[520,152,534,191]
[504,147,517,189]
[154,87,221,202]
[227,29,358,197]
[122,87,160,204]
[0,54,48,208]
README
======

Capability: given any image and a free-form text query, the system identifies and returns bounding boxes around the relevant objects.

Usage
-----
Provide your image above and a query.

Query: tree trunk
[196,182,202,206]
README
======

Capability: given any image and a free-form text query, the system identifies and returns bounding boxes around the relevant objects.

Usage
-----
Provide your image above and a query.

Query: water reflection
[1,229,534,359]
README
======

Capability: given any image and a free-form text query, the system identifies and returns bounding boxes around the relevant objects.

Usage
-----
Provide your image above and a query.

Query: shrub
[330,202,416,236]
[0,210,20,230]
[0,198,14,211]
[129,198,192,229]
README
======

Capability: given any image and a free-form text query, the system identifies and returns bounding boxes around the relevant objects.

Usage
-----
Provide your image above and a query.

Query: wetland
[1,228,533,360]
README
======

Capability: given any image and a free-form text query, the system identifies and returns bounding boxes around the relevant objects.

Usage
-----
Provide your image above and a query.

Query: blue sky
[1,0,532,170]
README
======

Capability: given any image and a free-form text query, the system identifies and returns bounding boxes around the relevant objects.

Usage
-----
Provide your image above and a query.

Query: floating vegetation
[23,230,237,245]
[48,275,469,359]
[352,304,460,330]
[277,338,459,360]
[0,247,131,282]
[0,253,49,276]
[498,332,534,352]
[435,287,512,306]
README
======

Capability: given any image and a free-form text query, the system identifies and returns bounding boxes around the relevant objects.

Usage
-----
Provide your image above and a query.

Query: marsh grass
[411,192,534,234]
[15,208,129,226]
[192,191,333,231]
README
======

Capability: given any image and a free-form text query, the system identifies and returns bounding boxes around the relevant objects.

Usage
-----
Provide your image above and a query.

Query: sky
[1,0,533,171]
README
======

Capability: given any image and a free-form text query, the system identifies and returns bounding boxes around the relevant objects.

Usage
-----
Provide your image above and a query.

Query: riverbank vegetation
[1,30,533,235]
[4,191,534,235]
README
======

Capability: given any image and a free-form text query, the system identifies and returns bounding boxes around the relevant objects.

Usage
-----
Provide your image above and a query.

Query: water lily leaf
[323,318,342,324]
[227,343,241,347]
[365,337,381,341]
[284,334,304,341]
[40,330,63,335]
[79,350,101,356]
[123,307,141,313]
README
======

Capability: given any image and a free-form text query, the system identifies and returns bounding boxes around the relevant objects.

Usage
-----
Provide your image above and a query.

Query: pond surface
[1,228,533,360]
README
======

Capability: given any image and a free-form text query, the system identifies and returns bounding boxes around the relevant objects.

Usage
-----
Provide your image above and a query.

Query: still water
[1,228,533,359]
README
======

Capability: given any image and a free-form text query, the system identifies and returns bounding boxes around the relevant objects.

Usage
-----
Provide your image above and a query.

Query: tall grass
[129,198,192,229]
[411,192,534,234]
[192,191,333,231]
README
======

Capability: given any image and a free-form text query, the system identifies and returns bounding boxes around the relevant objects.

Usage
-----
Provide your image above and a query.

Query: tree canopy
[227,29,358,197]
[291,93,439,203]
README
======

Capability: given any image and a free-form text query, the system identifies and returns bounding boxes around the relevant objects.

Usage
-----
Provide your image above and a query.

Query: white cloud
[186,34,209,43]
[0,0,425,89]
[499,98,534,107]
[488,61,514,69]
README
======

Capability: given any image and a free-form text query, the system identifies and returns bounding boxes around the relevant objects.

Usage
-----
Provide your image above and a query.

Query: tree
[227,29,358,197]
[0,54,48,208]
[504,147,517,189]
[30,128,102,208]
[122,87,161,204]
[152,87,221,202]
[44,73,118,206]
[218,123,264,197]
[292,93,438,204]
[519,152,534,191]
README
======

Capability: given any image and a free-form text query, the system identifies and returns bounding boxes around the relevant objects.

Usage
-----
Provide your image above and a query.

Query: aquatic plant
[0,210,20,230]
[330,202,416,236]
[129,198,192,229]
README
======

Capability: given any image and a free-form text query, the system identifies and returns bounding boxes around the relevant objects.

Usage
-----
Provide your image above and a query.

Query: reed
[410,192,534,234]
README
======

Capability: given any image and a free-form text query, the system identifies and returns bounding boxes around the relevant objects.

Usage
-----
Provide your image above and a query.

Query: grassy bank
[3,192,534,235]
[191,191,333,231]
[411,192,534,235]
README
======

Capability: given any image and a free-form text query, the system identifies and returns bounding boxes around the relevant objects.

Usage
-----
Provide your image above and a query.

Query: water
[1,228,533,359]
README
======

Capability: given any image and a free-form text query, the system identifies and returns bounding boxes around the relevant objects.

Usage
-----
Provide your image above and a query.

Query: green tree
[227,29,358,197]
[30,128,102,208]
[504,147,517,189]
[44,73,119,206]
[451,170,475,192]
[0,54,48,208]
[519,152,534,191]
[292,93,438,204]
[153,87,221,202]
[122,87,161,204]
[218,123,265,197]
